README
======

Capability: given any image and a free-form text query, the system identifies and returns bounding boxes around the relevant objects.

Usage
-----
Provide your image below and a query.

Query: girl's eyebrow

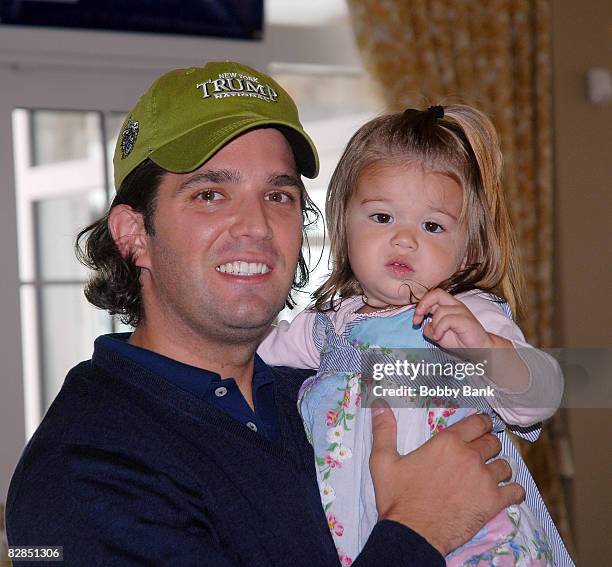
[360,196,459,221]
[359,196,390,204]
[431,207,459,221]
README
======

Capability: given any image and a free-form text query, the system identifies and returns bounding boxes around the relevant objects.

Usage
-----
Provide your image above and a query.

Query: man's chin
[220,300,284,332]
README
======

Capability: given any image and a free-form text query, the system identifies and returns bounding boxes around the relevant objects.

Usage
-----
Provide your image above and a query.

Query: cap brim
[149,116,319,179]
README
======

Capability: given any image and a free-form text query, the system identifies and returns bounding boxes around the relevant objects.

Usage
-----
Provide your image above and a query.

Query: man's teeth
[216,261,271,276]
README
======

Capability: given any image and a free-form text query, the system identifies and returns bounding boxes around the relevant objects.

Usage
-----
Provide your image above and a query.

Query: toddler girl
[259,106,573,566]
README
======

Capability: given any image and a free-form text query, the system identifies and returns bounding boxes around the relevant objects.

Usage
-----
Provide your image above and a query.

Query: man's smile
[215,261,272,276]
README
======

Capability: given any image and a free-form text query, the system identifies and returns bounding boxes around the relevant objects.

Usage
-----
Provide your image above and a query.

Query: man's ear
[108,204,151,270]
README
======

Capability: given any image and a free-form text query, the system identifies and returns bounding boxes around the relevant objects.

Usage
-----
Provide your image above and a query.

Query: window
[12,109,129,433]
[271,64,383,320]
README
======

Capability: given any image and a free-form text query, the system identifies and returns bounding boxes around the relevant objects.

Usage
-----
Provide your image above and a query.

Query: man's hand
[369,402,524,556]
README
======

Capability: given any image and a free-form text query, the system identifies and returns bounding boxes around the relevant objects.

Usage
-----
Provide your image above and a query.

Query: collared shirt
[99,333,280,442]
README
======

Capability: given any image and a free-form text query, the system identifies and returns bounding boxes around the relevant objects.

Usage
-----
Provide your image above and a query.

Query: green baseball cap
[113,61,319,189]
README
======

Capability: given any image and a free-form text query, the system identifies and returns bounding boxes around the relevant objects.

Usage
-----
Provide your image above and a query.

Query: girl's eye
[196,190,224,202]
[265,191,294,204]
[423,221,444,233]
[371,213,393,224]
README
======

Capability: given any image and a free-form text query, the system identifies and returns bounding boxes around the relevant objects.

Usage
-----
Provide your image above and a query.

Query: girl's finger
[428,313,466,341]
[414,288,459,324]
[425,306,466,333]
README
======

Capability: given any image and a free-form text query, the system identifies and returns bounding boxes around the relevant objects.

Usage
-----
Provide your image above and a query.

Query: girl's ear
[108,204,152,270]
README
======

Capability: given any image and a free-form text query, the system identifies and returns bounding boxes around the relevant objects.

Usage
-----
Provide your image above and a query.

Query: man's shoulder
[15,357,165,470]
[270,366,315,400]
[7,357,192,522]
[5,358,206,558]
[35,358,104,439]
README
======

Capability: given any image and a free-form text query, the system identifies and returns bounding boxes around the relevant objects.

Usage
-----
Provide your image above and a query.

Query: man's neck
[128,321,260,410]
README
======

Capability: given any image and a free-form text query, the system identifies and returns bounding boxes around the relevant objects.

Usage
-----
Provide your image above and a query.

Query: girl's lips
[385,261,414,279]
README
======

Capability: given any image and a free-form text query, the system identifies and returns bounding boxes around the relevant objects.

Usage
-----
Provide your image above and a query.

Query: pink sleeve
[257,309,321,369]
[458,292,563,427]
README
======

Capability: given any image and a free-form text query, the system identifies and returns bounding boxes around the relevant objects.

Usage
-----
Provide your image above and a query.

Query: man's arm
[368,404,524,557]
[355,520,445,566]
[8,439,442,567]
[7,407,519,566]
[7,445,236,567]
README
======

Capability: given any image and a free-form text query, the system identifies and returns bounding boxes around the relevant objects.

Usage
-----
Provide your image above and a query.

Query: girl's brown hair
[313,105,524,318]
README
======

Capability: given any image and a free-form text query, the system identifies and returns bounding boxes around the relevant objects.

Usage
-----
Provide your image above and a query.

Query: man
[6,62,522,565]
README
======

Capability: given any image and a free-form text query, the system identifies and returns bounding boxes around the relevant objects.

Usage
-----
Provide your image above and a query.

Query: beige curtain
[348,0,573,551]
[348,0,553,346]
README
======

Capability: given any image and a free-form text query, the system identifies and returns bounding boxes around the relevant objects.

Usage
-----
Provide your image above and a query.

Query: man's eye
[196,190,223,202]
[265,191,294,203]
[423,221,443,233]
[371,213,393,224]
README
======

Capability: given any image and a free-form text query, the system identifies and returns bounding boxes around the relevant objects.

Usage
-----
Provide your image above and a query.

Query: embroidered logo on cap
[120,118,140,159]
[196,72,278,102]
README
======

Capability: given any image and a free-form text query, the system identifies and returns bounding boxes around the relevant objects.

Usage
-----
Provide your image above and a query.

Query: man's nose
[228,196,273,240]
[391,224,418,250]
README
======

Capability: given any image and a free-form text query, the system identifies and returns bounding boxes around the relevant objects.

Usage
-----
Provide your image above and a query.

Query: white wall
[552,0,612,562]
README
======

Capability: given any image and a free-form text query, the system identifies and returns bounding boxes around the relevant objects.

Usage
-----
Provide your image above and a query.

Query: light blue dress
[298,300,573,566]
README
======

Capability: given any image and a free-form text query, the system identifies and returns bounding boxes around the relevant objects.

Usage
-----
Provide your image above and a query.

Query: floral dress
[297,302,570,567]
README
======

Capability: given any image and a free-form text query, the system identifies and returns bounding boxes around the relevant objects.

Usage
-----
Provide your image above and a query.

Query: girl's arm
[413,289,563,427]
[257,309,321,369]
[461,291,563,426]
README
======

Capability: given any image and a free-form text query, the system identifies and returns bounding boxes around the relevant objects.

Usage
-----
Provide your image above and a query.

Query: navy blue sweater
[6,339,444,566]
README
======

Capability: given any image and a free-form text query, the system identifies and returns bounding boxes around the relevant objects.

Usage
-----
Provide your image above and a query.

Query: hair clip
[427,105,445,119]
[402,108,418,117]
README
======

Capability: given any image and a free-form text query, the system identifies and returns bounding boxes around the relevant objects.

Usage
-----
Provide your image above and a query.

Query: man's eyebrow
[267,173,304,191]
[176,169,241,193]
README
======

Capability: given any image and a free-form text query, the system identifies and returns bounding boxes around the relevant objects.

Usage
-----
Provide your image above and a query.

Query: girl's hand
[413,289,502,350]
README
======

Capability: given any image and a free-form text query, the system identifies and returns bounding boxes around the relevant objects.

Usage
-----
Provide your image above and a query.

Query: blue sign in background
[1,0,263,40]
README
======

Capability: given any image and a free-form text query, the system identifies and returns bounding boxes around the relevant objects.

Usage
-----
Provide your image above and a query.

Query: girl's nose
[391,225,418,250]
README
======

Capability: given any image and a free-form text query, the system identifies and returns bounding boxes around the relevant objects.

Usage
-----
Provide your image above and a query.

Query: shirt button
[246,421,258,432]
[214,386,228,397]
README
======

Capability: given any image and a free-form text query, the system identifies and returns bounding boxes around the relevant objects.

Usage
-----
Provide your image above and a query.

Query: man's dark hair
[75,158,320,327]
